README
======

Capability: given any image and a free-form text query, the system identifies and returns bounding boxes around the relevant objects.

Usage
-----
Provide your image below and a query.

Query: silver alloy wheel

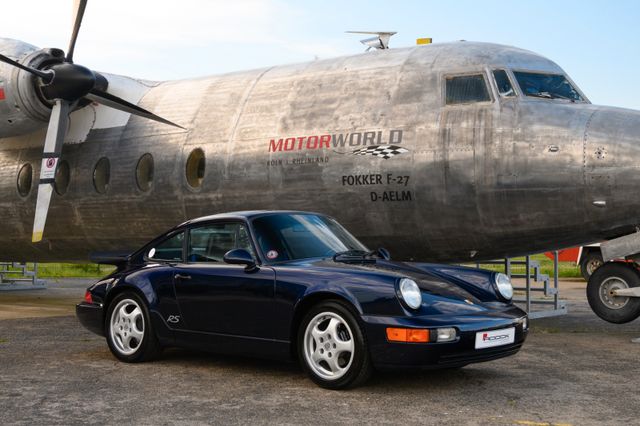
[303,311,355,381]
[599,276,630,310]
[110,298,145,355]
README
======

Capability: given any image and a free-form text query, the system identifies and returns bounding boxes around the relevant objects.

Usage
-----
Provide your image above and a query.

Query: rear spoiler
[89,251,131,270]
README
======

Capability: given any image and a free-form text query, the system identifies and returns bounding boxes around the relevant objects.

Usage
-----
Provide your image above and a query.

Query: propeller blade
[86,89,185,129]
[0,53,53,82]
[32,100,71,243]
[67,0,88,63]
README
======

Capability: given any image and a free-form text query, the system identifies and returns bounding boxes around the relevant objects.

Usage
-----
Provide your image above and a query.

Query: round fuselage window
[185,148,205,188]
[18,163,33,197]
[93,157,110,194]
[17,163,33,197]
[136,153,154,192]
[54,160,70,195]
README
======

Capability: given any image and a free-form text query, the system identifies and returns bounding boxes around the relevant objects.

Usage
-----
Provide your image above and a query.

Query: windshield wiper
[528,91,576,102]
[527,91,553,99]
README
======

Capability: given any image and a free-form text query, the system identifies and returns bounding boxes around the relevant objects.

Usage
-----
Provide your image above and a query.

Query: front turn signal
[386,327,429,343]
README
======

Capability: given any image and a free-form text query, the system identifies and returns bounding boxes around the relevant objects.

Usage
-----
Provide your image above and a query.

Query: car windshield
[513,71,584,102]
[252,213,368,262]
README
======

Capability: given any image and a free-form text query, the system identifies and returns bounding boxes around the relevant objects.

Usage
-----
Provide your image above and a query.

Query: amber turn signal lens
[386,327,429,343]
[407,329,429,342]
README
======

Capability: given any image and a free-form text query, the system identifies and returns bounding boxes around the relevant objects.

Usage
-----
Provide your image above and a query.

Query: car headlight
[494,273,513,300]
[399,278,422,309]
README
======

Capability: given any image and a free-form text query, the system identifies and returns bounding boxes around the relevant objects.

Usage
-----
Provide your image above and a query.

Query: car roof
[178,210,326,227]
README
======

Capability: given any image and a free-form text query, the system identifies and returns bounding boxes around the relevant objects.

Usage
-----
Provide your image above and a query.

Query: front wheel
[298,301,372,389]
[586,263,640,324]
[105,292,161,362]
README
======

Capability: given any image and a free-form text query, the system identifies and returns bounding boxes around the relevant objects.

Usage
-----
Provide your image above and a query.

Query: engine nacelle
[0,38,64,138]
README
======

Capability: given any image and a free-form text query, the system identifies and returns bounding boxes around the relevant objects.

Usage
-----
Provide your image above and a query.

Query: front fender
[299,284,364,314]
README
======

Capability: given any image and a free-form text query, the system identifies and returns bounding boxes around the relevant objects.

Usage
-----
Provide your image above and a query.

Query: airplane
[2,2,640,322]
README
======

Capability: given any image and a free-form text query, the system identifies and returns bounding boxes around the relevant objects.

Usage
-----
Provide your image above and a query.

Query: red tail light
[84,291,93,303]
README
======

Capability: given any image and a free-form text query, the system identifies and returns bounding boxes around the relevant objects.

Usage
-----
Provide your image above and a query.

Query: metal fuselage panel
[1,42,640,262]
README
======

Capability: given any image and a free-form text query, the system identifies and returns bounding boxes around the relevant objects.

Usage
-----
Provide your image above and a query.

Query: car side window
[187,223,255,262]
[148,231,184,261]
[445,74,491,105]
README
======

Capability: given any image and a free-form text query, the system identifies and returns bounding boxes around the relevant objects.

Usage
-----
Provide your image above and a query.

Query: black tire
[580,251,604,281]
[105,292,162,362]
[297,300,372,390]
[587,263,640,324]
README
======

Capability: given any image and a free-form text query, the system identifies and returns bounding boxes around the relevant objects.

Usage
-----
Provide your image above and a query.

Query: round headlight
[495,273,513,300]
[399,278,422,309]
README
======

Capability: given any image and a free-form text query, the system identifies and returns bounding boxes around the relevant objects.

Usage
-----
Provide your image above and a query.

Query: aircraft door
[437,72,495,254]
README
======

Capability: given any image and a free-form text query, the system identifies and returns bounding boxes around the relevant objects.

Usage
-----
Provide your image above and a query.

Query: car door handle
[174,274,191,280]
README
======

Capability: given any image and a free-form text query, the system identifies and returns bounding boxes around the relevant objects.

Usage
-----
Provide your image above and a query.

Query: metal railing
[0,262,45,290]
[475,251,567,319]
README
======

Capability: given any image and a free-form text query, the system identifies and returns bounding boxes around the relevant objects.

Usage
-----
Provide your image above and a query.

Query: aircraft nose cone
[584,107,640,228]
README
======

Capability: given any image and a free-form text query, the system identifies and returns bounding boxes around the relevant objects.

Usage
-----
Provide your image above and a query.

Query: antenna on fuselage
[346,31,397,51]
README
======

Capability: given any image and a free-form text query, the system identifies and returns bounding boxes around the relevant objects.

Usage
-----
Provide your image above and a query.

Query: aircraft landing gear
[586,262,640,324]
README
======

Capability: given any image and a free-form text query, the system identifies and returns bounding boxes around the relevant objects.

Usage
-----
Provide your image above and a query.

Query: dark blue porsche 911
[77,211,528,389]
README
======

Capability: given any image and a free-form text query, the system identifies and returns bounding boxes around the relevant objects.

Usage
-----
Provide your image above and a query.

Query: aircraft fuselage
[1,40,639,262]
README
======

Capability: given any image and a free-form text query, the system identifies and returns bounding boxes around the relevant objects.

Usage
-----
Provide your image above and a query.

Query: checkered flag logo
[352,145,409,159]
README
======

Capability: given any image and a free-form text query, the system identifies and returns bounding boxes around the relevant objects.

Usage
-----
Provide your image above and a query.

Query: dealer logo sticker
[475,327,515,349]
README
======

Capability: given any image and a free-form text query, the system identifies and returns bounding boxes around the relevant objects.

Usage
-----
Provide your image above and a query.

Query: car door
[172,221,276,339]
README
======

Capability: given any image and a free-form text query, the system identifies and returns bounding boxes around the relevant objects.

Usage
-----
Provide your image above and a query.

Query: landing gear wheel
[587,263,640,324]
[298,301,372,390]
[105,292,161,362]
[580,252,604,281]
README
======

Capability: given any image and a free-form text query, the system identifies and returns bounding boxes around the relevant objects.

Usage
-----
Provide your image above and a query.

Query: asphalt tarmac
[0,278,638,425]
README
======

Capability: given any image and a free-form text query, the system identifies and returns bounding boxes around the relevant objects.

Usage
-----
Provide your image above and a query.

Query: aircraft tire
[587,263,640,324]
[580,251,604,281]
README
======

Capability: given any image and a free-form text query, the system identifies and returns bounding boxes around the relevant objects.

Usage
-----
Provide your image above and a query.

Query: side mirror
[377,247,391,260]
[223,248,257,271]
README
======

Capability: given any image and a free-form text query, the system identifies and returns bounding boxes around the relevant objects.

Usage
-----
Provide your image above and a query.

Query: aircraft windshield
[513,71,584,102]
[252,214,368,262]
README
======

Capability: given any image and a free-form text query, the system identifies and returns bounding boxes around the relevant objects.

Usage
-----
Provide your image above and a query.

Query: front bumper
[362,306,528,369]
[76,302,104,336]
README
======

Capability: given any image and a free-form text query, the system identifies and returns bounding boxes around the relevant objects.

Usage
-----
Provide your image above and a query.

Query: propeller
[0,0,184,243]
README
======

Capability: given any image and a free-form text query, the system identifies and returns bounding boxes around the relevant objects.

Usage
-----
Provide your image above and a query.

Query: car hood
[280,258,498,303]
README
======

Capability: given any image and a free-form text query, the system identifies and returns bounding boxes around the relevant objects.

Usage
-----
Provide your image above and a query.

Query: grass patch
[465,254,583,279]
[38,263,116,278]
[3,263,116,279]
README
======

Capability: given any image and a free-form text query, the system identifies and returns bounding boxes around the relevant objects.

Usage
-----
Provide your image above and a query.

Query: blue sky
[5,0,640,109]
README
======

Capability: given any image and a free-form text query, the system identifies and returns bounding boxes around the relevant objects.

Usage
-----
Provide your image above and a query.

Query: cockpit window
[493,70,515,97]
[445,74,491,105]
[513,71,584,102]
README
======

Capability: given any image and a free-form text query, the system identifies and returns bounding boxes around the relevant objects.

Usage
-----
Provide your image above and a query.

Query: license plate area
[475,327,515,349]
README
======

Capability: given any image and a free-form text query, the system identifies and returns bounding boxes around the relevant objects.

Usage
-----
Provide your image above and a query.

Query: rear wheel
[298,301,372,390]
[105,292,161,362]
[580,251,604,281]
[587,263,640,324]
